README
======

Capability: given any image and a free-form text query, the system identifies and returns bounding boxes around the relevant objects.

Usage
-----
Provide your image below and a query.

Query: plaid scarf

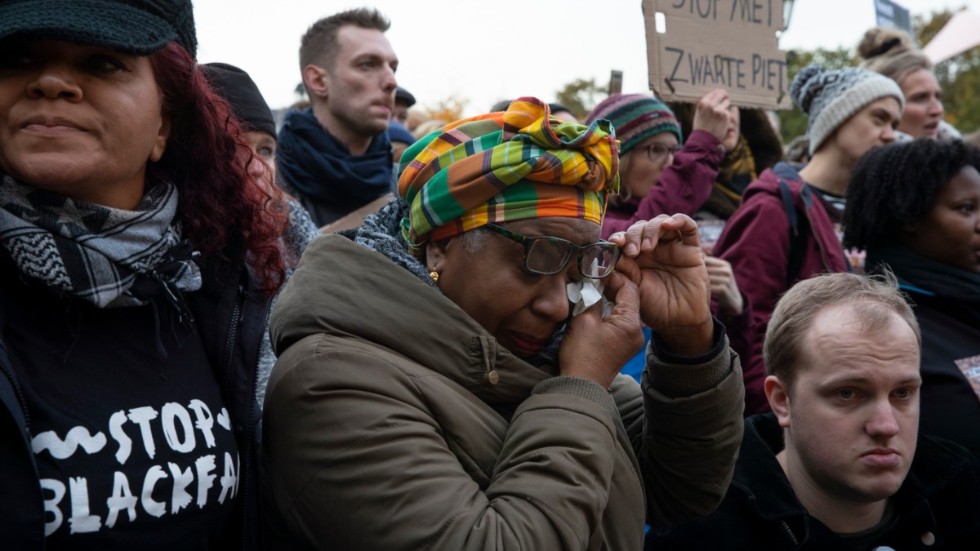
[701,135,758,219]
[397,97,619,249]
[0,176,201,308]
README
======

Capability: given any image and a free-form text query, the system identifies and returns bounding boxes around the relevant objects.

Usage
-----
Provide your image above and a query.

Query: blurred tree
[421,97,468,123]
[555,78,605,120]
[917,8,980,134]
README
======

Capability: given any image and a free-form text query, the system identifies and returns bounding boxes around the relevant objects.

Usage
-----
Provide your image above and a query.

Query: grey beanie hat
[790,64,904,155]
[0,0,198,58]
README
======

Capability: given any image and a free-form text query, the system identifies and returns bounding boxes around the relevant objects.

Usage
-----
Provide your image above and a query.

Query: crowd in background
[0,1,978,549]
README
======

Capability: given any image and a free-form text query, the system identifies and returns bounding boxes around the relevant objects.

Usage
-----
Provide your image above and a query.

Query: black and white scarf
[0,176,202,308]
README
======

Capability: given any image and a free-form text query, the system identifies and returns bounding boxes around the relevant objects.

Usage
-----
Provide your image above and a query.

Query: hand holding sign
[693,89,734,148]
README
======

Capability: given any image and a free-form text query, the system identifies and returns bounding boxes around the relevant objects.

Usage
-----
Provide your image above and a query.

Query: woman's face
[898,68,944,140]
[0,40,170,210]
[903,165,980,273]
[619,133,679,200]
[427,217,600,359]
[244,130,277,193]
[721,106,741,152]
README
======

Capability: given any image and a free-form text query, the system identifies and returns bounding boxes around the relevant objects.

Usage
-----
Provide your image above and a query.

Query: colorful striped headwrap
[397,97,620,250]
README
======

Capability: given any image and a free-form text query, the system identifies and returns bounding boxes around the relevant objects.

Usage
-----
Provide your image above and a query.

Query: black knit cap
[201,62,277,139]
[0,0,198,58]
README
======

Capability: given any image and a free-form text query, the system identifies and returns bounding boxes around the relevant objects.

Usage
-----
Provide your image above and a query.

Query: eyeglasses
[642,143,681,163]
[483,223,621,279]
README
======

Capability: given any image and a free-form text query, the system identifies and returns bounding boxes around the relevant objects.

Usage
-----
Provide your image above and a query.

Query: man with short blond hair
[650,272,980,549]
[277,7,398,226]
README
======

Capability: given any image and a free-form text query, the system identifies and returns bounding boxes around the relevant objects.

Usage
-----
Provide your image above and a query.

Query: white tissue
[566,279,614,318]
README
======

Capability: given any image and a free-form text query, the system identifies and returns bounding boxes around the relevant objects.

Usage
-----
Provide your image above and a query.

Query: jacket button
[921,532,936,546]
[484,370,499,385]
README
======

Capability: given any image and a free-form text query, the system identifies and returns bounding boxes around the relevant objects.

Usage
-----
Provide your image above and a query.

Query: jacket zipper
[224,283,266,551]
[240,306,266,551]
[780,519,800,546]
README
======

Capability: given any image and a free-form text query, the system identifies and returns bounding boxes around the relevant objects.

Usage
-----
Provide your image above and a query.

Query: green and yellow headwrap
[397,97,620,250]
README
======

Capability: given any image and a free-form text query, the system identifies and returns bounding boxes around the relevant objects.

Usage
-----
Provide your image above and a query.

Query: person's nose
[881,125,896,143]
[531,272,571,323]
[246,154,268,180]
[381,66,397,94]
[866,399,901,439]
[929,96,944,118]
[27,64,83,102]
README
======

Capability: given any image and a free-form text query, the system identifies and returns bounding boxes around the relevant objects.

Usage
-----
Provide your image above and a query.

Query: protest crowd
[1,0,979,549]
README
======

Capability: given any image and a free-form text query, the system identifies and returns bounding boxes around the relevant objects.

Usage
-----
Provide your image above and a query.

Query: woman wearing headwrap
[0,0,287,548]
[261,98,745,550]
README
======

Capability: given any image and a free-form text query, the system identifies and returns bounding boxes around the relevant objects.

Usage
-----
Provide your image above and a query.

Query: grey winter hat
[790,64,904,155]
[0,0,198,58]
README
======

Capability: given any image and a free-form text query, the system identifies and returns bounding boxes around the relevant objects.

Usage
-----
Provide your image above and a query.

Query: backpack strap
[778,179,811,287]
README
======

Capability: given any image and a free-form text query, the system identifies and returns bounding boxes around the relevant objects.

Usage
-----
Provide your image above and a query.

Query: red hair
[149,43,287,293]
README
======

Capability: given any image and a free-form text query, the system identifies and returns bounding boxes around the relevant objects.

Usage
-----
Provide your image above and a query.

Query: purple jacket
[714,162,849,415]
[601,130,723,239]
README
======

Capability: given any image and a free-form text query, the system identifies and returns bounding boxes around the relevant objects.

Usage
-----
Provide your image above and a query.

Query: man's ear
[765,375,792,428]
[302,64,329,98]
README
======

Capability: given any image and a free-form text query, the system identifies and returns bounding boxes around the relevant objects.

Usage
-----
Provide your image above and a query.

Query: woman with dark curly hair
[0,0,287,547]
[844,138,980,458]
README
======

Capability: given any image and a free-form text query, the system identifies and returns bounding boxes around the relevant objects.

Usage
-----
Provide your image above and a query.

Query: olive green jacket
[262,235,744,550]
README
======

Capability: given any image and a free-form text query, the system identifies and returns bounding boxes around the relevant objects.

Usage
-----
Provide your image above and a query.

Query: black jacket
[647,413,980,550]
[0,240,271,550]
[902,287,980,459]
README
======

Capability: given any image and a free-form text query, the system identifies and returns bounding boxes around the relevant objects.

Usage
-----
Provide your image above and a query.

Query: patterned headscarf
[398,97,620,250]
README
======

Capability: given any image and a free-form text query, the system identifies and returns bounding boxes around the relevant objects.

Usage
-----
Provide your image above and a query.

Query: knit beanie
[585,94,682,156]
[0,0,198,58]
[790,64,904,155]
[201,62,277,138]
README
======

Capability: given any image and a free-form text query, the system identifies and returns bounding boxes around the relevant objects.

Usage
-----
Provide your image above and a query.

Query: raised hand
[608,214,714,356]
[692,88,736,151]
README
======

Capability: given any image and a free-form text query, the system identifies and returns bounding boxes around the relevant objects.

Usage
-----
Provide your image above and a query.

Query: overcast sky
[194,0,979,116]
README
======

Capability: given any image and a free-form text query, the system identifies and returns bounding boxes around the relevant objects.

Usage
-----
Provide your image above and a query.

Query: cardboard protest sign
[642,0,791,109]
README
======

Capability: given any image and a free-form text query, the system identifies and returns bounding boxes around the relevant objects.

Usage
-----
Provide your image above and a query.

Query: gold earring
[429,271,439,283]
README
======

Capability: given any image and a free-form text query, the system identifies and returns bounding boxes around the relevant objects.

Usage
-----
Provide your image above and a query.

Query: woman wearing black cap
[0,1,286,548]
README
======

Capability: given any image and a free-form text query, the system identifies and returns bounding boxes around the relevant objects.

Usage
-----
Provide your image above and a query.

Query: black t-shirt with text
[4,281,238,550]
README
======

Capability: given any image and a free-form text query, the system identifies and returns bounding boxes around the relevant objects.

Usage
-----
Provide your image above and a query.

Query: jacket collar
[735,413,969,546]
[732,414,809,521]
[270,234,552,406]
